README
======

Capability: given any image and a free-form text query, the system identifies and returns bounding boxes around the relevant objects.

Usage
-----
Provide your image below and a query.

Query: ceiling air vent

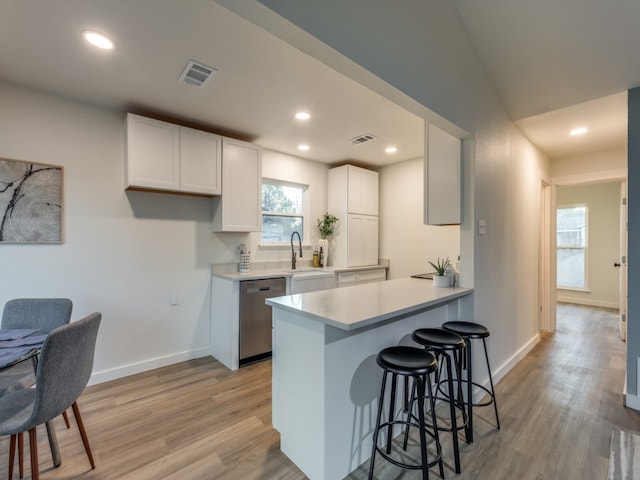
[179,60,217,88]
[349,134,377,145]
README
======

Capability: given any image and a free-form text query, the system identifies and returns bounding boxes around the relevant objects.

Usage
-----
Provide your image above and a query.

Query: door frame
[539,177,553,332]
[620,180,628,340]
[549,168,628,333]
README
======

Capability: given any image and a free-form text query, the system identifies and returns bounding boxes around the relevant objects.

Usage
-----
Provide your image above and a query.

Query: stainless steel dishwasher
[239,277,286,366]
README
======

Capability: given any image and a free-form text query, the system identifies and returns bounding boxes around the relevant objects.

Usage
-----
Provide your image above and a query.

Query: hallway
[357,303,640,479]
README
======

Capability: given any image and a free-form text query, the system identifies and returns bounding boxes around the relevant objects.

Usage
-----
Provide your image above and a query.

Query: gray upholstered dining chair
[0,298,73,394]
[1,298,73,333]
[0,312,101,480]
[0,298,73,476]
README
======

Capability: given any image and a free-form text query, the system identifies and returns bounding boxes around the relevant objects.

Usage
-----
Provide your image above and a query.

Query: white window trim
[260,178,311,248]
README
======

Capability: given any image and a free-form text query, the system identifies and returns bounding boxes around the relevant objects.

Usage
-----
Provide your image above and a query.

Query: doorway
[547,171,627,335]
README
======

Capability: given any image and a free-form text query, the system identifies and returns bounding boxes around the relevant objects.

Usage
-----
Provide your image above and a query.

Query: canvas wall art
[0,158,63,244]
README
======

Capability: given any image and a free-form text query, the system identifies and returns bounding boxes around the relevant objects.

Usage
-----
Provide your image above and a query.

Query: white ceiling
[0,0,635,164]
[453,0,637,158]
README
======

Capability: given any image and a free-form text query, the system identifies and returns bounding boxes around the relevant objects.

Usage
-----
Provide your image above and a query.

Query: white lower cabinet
[339,214,378,267]
[336,267,387,287]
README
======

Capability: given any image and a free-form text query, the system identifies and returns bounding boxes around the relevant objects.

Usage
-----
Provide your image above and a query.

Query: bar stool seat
[442,321,500,443]
[412,328,468,474]
[368,346,443,480]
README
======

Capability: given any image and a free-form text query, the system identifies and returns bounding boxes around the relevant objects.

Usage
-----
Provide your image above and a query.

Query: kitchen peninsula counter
[267,277,473,480]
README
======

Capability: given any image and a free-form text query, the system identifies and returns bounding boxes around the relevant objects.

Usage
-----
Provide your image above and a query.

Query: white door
[619,181,628,341]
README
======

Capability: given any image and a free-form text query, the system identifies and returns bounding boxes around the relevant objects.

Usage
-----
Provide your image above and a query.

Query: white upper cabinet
[212,137,262,232]
[424,122,461,225]
[126,114,180,191]
[125,113,221,195]
[329,164,378,215]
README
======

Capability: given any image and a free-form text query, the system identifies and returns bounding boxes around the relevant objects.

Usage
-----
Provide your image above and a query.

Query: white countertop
[266,277,473,331]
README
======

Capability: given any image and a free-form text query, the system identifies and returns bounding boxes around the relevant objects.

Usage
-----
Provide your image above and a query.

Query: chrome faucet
[290,231,302,269]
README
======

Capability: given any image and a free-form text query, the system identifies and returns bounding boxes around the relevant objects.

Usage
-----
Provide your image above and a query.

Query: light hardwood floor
[3,303,639,479]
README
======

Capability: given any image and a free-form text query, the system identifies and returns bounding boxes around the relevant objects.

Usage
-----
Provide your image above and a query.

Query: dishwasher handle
[245,285,284,294]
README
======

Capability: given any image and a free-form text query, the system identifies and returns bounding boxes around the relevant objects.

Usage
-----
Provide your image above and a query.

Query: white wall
[0,83,214,383]
[379,157,459,279]
[0,82,330,383]
[552,148,627,178]
[243,149,329,266]
[556,182,621,308]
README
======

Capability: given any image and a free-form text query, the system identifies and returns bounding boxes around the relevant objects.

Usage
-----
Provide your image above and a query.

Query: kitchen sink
[289,269,335,293]
[288,269,332,277]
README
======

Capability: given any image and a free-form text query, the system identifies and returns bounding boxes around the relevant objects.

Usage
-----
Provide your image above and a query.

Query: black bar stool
[412,328,468,474]
[368,346,444,480]
[442,321,500,443]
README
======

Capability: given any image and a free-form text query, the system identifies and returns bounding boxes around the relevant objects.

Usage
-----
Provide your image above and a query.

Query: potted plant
[316,213,338,267]
[429,256,451,287]
[317,212,339,239]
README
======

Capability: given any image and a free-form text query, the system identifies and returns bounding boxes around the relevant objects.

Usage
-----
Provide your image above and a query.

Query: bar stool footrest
[374,420,442,471]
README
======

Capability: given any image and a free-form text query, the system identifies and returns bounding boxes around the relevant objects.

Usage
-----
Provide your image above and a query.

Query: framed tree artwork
[0,158,63,244]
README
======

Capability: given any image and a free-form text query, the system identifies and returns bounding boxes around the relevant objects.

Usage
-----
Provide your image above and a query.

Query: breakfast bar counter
[266,277,473,480]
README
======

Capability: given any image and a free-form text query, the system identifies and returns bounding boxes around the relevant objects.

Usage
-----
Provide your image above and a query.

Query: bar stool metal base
[368,346,444,480]
[442,321,500,443]
[412,328,468,474]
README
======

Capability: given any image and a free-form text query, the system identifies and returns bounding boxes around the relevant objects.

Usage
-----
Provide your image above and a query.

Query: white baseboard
[493,334,540,384]
[88,346,212,386]
[624,394,640,411]
[625,360,640,412]
[556,296,619,309]
[472,333,540,403]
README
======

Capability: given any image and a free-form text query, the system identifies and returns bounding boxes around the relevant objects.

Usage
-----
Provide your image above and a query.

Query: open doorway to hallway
[542,158,627,334]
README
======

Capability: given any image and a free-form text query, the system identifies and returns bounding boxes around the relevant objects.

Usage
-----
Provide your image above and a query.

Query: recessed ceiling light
[295,112,311,120]
[298,144,310,151]
[569,127,588,136]
[82,30,115,50]
[385,146,398,154]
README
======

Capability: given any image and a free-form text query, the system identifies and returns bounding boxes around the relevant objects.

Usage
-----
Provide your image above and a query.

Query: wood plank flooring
[2,303,639,479]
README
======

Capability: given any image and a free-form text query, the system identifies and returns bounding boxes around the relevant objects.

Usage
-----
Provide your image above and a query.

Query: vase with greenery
[429,256,451,287]
[317,212,339,239]
[316,213,338,267]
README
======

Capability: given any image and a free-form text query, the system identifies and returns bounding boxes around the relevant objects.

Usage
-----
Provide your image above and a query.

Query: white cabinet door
[125,113,180,191]
[424,122,460,225]
[346,165,378,215]
[180,127,222,195]
[346,214,378,267]
[362,215,379,266]
[347,215,364,267]
[212,137,262,232]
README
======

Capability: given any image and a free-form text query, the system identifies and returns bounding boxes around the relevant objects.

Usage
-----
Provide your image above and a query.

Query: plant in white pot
[429,257,451,287]
[316,212,338,267]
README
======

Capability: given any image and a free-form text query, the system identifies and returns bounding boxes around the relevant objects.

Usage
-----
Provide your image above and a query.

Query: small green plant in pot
[429,257,451,287]
[317,212,339,239]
